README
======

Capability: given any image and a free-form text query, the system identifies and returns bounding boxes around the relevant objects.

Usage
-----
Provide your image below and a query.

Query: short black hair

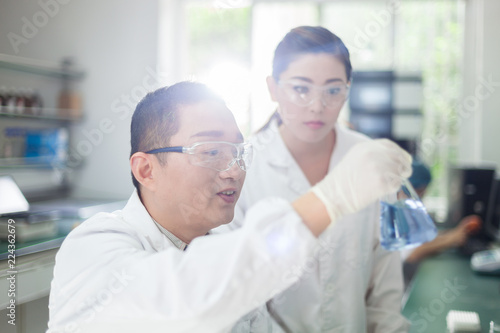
[130,81,224,191]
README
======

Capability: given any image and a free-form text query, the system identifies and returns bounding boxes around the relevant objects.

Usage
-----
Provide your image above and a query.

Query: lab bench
[402,250,500,332]
[0,199,126,333]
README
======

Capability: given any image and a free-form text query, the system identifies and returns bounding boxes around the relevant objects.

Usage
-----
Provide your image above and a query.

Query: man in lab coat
[47,81,411,333]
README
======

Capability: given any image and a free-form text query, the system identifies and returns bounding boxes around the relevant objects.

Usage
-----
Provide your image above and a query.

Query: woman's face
[268,53,349,144]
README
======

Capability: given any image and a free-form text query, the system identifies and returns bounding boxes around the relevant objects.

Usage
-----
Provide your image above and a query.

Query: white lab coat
[47,190,317,333]
[224,120,410,332]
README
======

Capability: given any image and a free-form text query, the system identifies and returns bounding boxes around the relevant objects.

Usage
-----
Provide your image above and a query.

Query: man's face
[152,100,246,231]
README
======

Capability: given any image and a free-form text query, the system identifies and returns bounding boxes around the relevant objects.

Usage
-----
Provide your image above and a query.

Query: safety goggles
[145,141,253,172]
[278,79,349,108]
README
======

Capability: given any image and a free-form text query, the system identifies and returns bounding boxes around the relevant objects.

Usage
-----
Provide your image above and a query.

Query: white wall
[0,0,159,199]
[460,0,500,169]
[479,0,500,168]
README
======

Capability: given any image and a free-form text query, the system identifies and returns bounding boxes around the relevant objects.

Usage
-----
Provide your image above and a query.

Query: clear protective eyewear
[278,79,350,108]
[145,141,253,172]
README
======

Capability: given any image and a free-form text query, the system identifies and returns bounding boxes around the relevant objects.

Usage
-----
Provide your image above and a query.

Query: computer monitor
[393,139,419,156]
[349,113,392,138]
[446,166,496,240]
[486,179,500,241]
[349,71,393,113]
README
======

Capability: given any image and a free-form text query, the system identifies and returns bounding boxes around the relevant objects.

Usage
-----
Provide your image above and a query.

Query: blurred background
[1,1,500,332]
[0,0,498,206]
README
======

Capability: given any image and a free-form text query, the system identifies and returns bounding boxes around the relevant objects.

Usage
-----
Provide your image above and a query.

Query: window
[165,0,465,204]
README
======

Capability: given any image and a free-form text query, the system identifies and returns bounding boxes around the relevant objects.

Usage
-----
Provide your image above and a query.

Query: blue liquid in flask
[380,199,438,251]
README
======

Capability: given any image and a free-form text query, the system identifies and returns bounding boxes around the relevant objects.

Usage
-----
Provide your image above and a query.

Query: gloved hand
[311,139,412,222]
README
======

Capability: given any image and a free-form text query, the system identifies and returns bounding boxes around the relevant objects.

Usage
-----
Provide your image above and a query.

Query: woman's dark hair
[130,81,223,192]
[260,26,352,131]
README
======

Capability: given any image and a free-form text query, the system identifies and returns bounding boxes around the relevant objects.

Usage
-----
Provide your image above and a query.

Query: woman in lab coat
[228,26,410,332]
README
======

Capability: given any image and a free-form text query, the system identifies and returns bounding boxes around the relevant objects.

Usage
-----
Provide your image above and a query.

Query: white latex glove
[311,139,412,222]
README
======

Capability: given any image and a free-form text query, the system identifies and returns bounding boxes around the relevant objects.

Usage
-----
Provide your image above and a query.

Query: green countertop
[0,198,127,260]
[0,220,78,260]
[402,251,500,332]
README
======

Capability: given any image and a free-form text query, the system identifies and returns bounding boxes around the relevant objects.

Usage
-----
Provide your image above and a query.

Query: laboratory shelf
[0,53,85,80]
[0,157,65,169]
[0,110,82,122]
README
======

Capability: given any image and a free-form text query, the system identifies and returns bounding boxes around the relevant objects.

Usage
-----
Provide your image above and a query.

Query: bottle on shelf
[24,127,69,165]
[5,88,17,114]
[0,86,6,111]
[1,127,26,160]
[15,88,26,114]
[0,87,46,117]
[58,57,82,119]
[2,140,13,159]
[31,90,43,116]
[23,88,34,115]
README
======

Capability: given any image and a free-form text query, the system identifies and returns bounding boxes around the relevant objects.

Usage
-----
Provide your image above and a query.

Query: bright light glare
[266,230,293,256]
[200,62,251,134]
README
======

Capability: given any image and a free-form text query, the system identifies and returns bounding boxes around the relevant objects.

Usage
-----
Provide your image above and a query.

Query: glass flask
[380,179,438,251]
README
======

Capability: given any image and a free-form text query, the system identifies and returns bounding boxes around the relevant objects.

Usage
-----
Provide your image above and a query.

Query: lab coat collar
[328,123,351,170]
[260,120,348,172]
[121,190,172,252]
[253,120,291,168]
[257,120,348,194]
[151,217,189,251]
[259,121,310,194]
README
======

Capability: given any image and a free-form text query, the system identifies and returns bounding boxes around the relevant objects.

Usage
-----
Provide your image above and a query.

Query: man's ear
[130,152,157,191]
[266,76,279,102]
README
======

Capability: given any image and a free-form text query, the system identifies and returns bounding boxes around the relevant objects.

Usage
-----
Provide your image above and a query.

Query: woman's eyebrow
[289,77,345,84]
[289,76,312,83]
[324,78,344,84]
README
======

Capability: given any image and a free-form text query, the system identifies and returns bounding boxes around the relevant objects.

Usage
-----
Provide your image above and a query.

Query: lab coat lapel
[121,190,171,252]
[328,123,351,170]
[264,121,312,196]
